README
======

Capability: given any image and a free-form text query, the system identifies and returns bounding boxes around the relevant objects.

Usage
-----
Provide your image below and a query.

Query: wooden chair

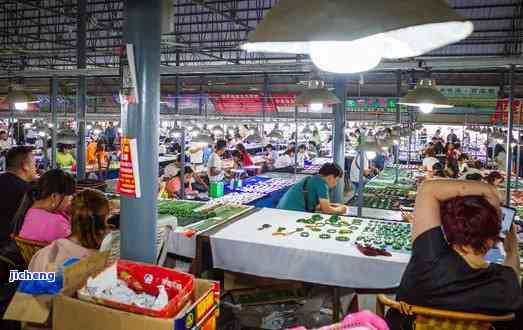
[11,235,48,265]
[377,294,515,330]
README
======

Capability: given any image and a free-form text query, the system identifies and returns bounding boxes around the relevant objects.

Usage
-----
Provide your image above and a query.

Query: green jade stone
[311,214,323,222]
[392,243,403,250]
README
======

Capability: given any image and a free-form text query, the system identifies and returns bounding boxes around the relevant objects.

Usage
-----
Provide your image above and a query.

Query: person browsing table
[277,163,347,215]
[387,180,522,329]
[207,139,230,183]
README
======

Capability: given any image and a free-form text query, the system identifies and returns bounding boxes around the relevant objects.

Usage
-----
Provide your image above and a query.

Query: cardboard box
[54,278,219,330]
[4,251,109,324]
[5,252,220,330]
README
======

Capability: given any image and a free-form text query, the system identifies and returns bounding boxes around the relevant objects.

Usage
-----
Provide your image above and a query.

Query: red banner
[117,137,141,198]
[491,99,522,123]
[210,93,297,113]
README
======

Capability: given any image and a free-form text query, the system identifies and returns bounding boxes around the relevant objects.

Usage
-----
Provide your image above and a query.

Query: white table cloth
[211,208,410,289]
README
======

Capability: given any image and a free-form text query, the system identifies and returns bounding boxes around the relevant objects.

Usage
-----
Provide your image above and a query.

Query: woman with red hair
[387,180,522,329]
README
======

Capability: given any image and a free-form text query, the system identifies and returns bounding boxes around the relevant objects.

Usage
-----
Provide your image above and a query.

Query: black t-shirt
[0,173,30,245]
[387,227,522,330]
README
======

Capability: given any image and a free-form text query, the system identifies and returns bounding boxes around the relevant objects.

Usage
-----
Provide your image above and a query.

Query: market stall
[210,208,411,289]
[159,199,254,259]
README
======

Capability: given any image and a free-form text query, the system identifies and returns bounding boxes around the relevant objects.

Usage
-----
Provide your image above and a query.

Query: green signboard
[346,98,407,113]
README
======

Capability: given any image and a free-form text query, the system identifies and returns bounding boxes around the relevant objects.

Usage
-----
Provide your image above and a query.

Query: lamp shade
[296,80,341,108]
[301,126,313,136]
[211,125,224,136]
[56,128,78,144]
[320,123,331,132]
[399,79,453,113]
[7,84,39,109]
[242,0,472,73]
[245,128,262,143]
[192,133,214,144]
[267,129,284,139]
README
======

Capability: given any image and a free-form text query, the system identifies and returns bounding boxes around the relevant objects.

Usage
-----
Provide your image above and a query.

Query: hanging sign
[119,44,139,105]
[491,99,523,123]
[117,137,141,198]
[211,93,276,113]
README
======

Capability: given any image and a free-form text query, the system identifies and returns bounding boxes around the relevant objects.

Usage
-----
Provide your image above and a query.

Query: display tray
[348,195,415,211]
[165,203,254,258]
[157,200,208,226]
[214,208,413,257]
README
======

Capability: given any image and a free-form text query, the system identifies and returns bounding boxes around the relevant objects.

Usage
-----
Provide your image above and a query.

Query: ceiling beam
[190,0,254,31]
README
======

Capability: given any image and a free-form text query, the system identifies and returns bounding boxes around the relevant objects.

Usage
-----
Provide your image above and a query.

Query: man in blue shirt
[277,163,347,215]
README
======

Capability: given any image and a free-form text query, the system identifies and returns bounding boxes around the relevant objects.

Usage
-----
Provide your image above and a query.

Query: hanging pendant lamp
[56,128,78,144]
[399,79,453,114]
[296,79,340,110]
[7,84,39,110]
[242,0,473,73]
[212,124,224,136]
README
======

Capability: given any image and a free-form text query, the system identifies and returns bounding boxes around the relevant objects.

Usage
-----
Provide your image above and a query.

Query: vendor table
[165,203,255,259]
[261,171,310,181]
[158,154,178,166]
[346,206,403,222]
[210,208,410,289]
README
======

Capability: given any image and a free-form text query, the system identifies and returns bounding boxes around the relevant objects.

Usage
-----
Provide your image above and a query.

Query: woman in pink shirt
[19,169,76,242]
[29,188,110,272]
[166,166,196,198]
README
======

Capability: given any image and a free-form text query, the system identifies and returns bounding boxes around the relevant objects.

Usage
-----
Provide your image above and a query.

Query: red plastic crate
[78,259,194,318]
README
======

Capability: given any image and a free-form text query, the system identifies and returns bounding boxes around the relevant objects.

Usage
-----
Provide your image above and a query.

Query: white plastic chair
[99,219,176,265]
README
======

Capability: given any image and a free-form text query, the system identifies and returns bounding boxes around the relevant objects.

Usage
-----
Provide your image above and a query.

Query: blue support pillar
[120,0,162,263]
[76,0,87,179]
[505,65,515,206]
[50,77,58,168]
[175,75,180,115]
[333,76,347,203]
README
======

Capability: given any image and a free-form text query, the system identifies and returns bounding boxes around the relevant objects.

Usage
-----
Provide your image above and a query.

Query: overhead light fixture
[241,0,473,73]
[192,132,214,144]
[267,128,284,139]
[56,128,78,144]
[245,130,262,143]
[212,125,224,136]
[296,79,340,110]
[189,126,201,137]
[399,79,453,114]
[301,126,313,137]
[7,84,39,110]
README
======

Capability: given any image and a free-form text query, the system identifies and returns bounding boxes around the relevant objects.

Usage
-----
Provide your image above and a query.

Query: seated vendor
[162,154,208,192]
[265,144,279,170]
[386,180,522,329]
[277,163,347,215]
[56,144,76,169]
[208,139,231,183]
[166,166,197,198]
[29,188,110,272]
[274,147,295,169]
